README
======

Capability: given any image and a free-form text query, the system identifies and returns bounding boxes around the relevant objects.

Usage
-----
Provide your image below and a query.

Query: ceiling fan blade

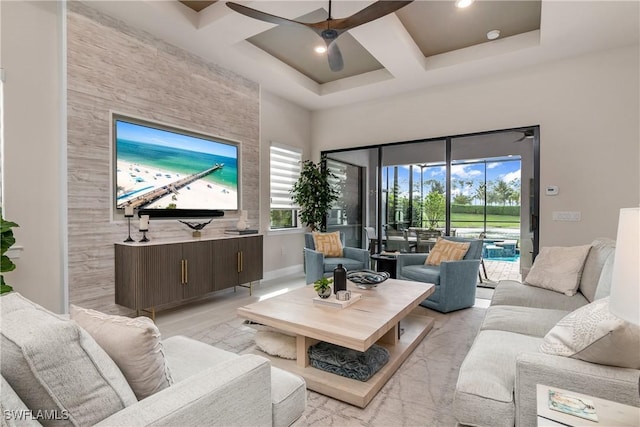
[326,40,344,72]
[310,0,413,32]
[226,2,309,28]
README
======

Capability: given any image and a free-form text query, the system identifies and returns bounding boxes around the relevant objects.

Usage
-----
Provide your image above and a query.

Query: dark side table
[370,253,397,279]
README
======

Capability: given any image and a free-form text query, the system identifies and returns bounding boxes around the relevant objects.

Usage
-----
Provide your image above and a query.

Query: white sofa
[453,238,640,427]
[0,293,306,427]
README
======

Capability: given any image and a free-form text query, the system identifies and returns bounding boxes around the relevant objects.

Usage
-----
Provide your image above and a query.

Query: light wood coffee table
[237,278,435,407]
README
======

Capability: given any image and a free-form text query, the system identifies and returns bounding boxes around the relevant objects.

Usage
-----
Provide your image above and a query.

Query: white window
[270,145,302,229]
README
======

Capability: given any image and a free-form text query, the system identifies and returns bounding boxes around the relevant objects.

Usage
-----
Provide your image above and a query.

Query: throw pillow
[524,245,592,296]
[540,297,640,369]
[425,238,470,266]
[70,305,174,400]
[313,231,343,257]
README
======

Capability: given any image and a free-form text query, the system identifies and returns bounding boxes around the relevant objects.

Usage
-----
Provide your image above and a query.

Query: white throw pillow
[70,305,174,400]
[524,245,592,296]
[540,297,640,369]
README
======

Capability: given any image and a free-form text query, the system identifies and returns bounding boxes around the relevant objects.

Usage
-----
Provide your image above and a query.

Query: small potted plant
[313,277,333,299]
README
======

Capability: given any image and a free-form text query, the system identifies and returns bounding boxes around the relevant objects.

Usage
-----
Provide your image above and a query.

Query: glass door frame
[322,126,540,258]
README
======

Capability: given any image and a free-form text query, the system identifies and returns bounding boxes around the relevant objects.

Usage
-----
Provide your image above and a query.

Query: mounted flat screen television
[113,115,239,218]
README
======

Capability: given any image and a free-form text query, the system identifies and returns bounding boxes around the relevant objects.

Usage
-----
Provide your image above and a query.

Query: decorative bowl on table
[346,270,390,289]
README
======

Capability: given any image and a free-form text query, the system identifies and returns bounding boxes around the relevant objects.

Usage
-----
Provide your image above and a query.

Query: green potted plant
[290,160,339,231]
[1,208,19,294]
[313,277,333,299]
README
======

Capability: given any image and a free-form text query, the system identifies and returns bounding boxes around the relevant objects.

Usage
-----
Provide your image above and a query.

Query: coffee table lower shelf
[256,309,434,408]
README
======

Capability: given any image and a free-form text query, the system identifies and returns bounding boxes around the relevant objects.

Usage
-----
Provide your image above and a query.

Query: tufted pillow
[312,231,343,257]
[71,305,174,400]
[0,293,137,426]
[524,245,591,296]
[425,238,470,266]
[540,297,640,369]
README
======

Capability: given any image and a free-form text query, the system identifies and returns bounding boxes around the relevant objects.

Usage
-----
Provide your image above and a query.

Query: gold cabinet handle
[184,259,188,284]
[237,252,241,273]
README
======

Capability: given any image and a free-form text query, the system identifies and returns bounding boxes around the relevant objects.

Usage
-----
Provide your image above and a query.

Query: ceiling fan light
[455,0,474,9]
[487,29,501,40]
[314,46,327,54]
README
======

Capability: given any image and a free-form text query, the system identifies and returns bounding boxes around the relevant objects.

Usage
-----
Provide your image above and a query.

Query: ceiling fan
[512,129,535,143]
[226,0,413,72]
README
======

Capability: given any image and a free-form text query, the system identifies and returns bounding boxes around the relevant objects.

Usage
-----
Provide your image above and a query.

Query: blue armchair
[396,237,483,313]
[304,232,370,284]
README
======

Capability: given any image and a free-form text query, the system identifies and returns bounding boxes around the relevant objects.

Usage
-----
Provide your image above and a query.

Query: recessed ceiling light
[455,0,474,8]
[487,29,501,40]
[314,46,327,54]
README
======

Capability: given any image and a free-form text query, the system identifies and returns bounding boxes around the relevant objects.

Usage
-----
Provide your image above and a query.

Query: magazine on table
[548,389,598,422]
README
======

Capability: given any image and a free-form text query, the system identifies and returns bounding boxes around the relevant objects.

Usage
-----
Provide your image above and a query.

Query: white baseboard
[262,264,303,282]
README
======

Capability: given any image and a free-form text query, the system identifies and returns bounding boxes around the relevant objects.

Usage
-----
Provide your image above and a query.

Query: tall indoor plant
[1,208,19,294]
[290,160,339,231]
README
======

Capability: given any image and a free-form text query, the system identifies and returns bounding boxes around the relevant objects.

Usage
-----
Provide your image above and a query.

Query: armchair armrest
[343,247,370,269]
[396,253,429,268]
[95,355,272,427]
[515,352,640,427]
[304,248,324,284]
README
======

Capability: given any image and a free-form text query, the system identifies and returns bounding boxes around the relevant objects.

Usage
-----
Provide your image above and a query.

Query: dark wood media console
[115,235,263,316]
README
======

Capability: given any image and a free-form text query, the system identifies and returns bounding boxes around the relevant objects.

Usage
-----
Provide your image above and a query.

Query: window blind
[270,145,302,209]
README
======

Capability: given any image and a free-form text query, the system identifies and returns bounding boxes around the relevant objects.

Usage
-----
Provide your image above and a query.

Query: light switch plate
[552,211,581,221]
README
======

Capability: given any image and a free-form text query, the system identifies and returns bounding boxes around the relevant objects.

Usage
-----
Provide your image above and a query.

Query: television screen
[114,116,239,215]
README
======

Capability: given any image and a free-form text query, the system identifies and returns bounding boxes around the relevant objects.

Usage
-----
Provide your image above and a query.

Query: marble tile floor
[155,273,494,427]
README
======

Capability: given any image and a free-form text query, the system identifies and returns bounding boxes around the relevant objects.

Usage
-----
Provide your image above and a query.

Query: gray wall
[67,3,260,313]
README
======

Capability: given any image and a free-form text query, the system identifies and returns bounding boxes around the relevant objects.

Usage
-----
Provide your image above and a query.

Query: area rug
[178,305,487,427]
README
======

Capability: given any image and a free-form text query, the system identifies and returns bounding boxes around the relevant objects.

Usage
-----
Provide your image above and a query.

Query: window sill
[266,228,305,236]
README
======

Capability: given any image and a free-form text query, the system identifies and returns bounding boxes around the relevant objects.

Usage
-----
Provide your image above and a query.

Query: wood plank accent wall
[67,2,260,314]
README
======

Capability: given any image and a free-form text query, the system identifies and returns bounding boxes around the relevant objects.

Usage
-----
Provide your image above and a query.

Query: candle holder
[124,208,135,242]
[124,217,135,242]
[139,229,149,243]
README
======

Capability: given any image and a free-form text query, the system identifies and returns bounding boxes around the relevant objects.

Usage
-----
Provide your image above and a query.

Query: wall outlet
[552,211,581,221]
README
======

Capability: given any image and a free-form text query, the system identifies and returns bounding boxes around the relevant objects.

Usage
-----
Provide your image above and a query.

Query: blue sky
[385,158,521,197]
[116,120,237,158]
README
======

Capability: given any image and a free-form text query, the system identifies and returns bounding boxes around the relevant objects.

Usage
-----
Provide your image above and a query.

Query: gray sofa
[1,293,306,427]
[396,237,483,313]
[453,238,640,427]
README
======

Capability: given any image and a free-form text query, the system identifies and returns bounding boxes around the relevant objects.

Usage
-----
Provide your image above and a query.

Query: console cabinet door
[212,238,239,291]
[136,244,183,308]
[182,241,214,299]
[239,235,263,284]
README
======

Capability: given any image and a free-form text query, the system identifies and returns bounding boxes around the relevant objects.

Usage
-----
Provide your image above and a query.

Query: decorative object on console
[236,210,248,231]
[224,228,259,235]
[346,270,390,289]
[313,276,333,299]
[333,263,346,294]
[609,207,640,326]
[123,204,134,242]
[178,219,212,238]
[139,214,150,242]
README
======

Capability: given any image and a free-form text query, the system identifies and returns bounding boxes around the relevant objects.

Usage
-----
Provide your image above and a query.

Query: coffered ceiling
[82,1,639,110]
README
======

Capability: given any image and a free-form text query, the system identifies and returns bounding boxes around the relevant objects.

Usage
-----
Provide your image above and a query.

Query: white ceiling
[81,1,640,111]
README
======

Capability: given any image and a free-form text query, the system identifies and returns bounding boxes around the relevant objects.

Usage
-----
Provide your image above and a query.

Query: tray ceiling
[81,1,640,110]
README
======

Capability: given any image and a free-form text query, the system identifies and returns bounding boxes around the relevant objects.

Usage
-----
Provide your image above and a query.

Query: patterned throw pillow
[540,297,640,369]
[313,231,343,257]
[425,238,470,266]
[524,245,592,296]
[71,305,174,400]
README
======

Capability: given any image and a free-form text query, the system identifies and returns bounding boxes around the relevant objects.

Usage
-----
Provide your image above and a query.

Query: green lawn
[449,213,520,228]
